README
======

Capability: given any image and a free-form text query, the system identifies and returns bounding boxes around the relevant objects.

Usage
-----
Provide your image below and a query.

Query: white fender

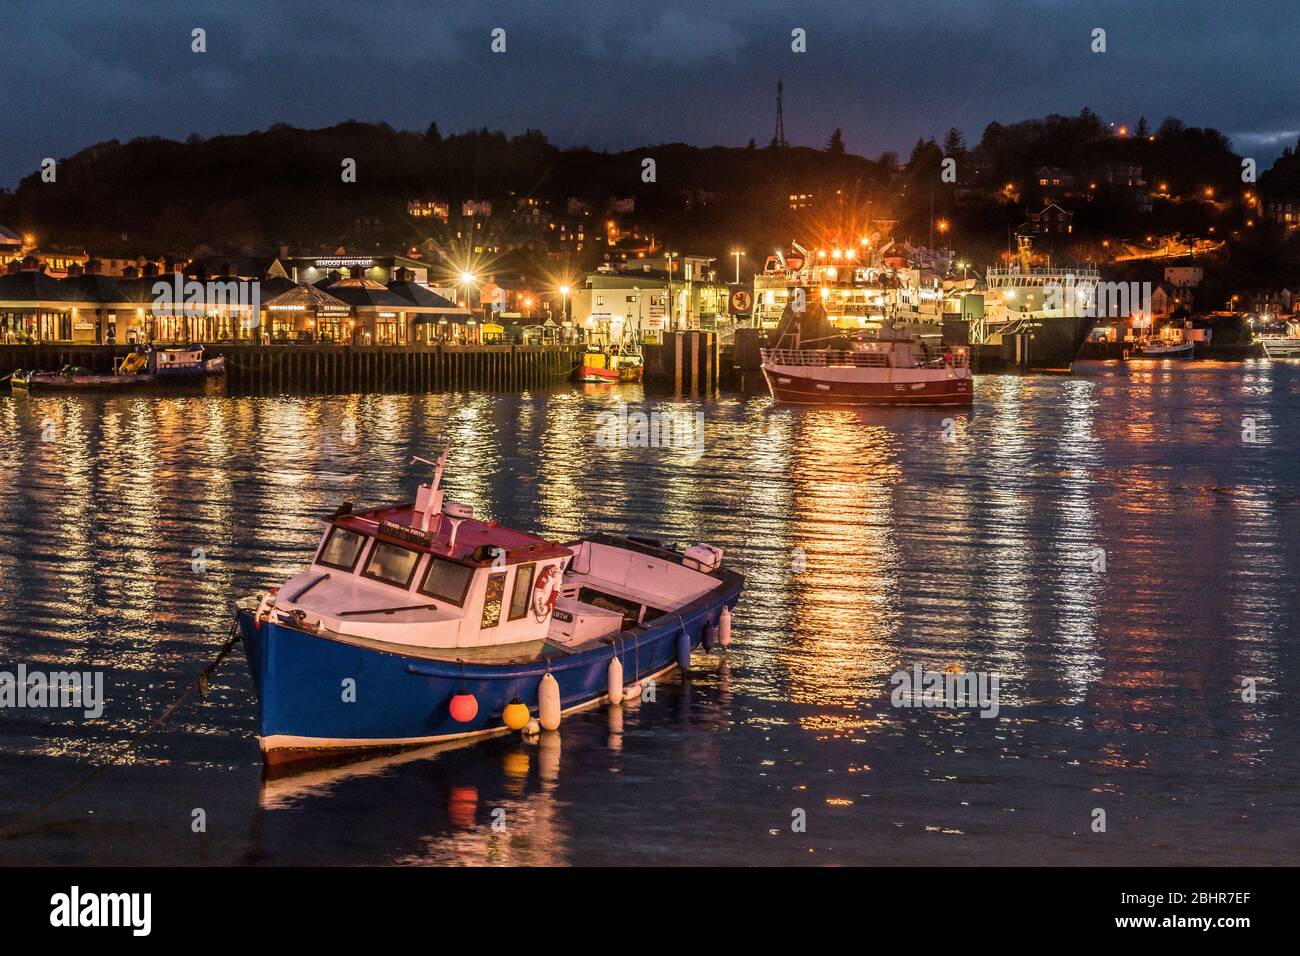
[539,672,561,731]
[720,606,732,648]
[607,656,624,704]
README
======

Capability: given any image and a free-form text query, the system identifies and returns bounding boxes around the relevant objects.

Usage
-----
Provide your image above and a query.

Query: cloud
[625,10,747,65]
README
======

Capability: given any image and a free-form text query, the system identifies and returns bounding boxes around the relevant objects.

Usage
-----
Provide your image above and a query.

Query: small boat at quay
[761,333,972,406]
[575,345,644,383]
[235,440,742,766]
[1259,335,1300,358]
[1135,339,1194,359]
[8,345,226,392]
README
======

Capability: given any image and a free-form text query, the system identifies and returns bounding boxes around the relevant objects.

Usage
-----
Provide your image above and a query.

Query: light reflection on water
[1,360,1298,865]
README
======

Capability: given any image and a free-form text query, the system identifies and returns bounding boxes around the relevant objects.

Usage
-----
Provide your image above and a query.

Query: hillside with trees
[0,109,1286,280]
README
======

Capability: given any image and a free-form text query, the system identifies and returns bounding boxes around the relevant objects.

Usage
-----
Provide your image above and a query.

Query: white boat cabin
[270,494,571,652]
[267,454,727,656]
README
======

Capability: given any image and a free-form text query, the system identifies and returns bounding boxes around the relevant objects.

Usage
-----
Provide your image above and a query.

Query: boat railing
[761,348,969,369]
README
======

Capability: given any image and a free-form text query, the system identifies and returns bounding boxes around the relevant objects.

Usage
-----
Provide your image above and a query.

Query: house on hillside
[1017,202,1074,238]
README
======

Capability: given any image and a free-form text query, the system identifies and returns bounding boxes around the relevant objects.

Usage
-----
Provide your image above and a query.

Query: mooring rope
[0,617,243,839]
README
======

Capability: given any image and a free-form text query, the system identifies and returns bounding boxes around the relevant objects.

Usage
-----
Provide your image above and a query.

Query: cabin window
[317,526,368,572]
[508,563,535,621]
[362,542,421,588]
[419,557,473,606]
[481,572,507,629]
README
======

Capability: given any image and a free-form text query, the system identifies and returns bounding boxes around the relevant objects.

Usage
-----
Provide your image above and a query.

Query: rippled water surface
[2,360,1298,865]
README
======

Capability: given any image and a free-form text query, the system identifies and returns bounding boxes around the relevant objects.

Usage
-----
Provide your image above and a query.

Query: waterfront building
[0,255,472,346]
[574,260,733,343]
[0,266,78,343]
[386,274,473,344]
[263,282,354,342]
[322,275,422,346]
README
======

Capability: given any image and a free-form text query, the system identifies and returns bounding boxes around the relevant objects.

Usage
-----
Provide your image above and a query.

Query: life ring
[532,565,561,621]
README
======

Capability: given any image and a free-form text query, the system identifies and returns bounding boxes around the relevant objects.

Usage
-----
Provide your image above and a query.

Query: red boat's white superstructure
[761,335,972,406]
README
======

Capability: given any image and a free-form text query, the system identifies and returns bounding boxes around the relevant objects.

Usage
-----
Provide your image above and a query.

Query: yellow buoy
[503,695,530,731]
[538,673,561,731]
[607,655,624,704]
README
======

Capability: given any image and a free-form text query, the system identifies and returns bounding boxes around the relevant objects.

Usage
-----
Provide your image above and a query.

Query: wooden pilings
[0,344,583,395]
[214,344,582,395]
[643,331,718,395]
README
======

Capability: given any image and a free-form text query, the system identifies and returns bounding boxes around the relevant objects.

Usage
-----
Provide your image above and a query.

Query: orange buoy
[449,692,478,723]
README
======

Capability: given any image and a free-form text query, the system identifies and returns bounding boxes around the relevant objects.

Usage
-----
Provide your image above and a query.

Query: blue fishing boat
[149,344,226,380]
[8,345,225,392]
[235,441,743,766]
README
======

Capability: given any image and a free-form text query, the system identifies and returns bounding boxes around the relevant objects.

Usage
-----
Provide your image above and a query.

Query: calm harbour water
[1,360,1298,866]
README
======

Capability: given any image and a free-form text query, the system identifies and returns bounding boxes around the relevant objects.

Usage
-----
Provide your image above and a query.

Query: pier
[0,344,584,394]
[643,331,720,393]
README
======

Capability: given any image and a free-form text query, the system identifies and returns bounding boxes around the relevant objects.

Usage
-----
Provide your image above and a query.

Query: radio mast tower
[773,79,787,148]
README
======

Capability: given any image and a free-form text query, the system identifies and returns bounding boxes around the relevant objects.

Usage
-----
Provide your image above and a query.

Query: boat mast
[413,438,451,533]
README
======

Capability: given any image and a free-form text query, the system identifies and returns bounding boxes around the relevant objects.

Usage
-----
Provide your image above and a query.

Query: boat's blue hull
[237,571,742,764]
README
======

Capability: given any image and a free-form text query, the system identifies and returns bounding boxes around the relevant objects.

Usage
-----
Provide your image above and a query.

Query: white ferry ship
[966,238,1101,371]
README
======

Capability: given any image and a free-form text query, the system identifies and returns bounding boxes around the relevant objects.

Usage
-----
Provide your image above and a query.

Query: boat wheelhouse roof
[331,504,571,566]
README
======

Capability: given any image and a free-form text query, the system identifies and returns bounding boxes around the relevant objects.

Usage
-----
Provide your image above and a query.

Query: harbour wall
[0,344,585,395]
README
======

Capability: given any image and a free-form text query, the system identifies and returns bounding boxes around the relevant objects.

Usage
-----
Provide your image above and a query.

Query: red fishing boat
[575,345,643,383]
[760,333,972,406]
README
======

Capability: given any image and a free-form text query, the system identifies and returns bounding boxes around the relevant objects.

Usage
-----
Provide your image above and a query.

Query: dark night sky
[1,0,1295,188]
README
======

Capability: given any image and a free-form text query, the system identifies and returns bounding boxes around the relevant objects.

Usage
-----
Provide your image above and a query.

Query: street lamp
[559,285,571,327]
[460,271,477,311]
[732,249,744,285]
